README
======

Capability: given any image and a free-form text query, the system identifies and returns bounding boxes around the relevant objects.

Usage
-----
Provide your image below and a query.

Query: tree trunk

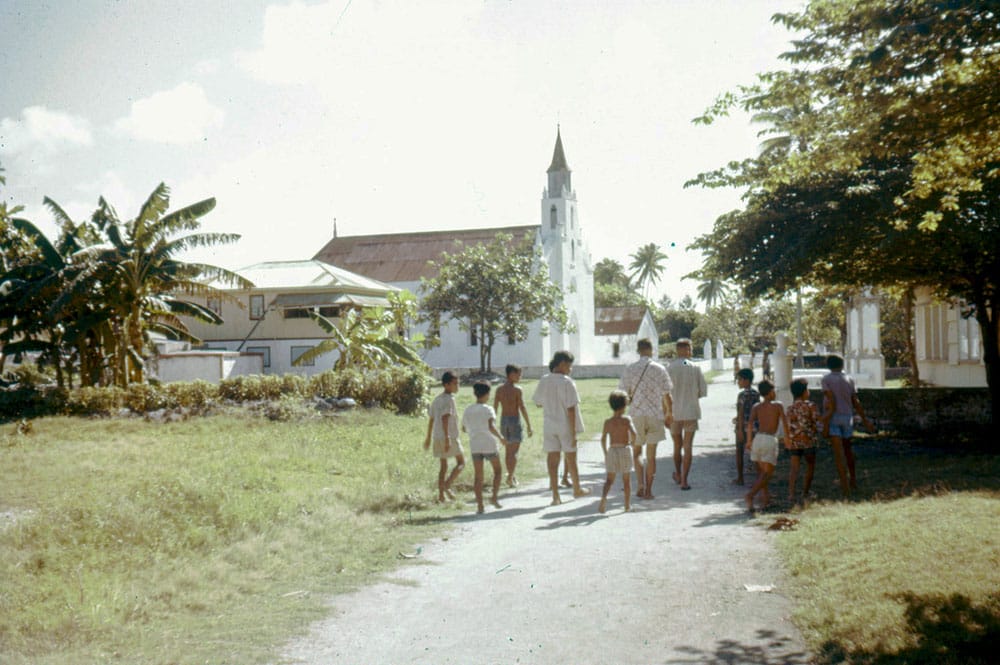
[973,296,998,427]
[903,286,920,385]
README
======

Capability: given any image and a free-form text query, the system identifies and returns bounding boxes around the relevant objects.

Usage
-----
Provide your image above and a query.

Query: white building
[314,128,605,371]
[913,286,986,387]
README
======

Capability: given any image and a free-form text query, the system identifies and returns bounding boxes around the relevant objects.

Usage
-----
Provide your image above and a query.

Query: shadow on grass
[669,629,812,664]
[816,592,1000,665]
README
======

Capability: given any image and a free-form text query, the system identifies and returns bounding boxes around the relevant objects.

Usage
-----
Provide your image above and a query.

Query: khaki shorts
[670,419,699,437]
[632,414,666,446]
[432,437,464,459]
[543,431,577,453]
[605,446,633,474]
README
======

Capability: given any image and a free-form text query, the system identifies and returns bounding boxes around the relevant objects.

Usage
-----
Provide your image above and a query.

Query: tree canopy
[689,0,1000,416]
[420,233,570,373]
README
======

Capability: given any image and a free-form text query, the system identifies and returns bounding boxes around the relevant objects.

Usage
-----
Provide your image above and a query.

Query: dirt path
[278,375,812,664]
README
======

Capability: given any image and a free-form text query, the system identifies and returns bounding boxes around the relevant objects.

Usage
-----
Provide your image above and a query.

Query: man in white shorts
[667,338,708,491]
[618,338,673,499]
[532,350,589,505]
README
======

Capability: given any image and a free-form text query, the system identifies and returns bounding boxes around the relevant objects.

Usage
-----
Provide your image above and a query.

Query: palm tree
[72,183,251,386]
[628,243,668,300]
[697,276,731,309]
[294,306,424,370]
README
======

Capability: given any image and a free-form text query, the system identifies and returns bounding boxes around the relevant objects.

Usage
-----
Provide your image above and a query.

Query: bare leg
[761,464,775,508]
[830,436,850,496]
[645,442,658,498]
[671,430,683,483]
[505,442,520,487]
[547,451,562,504]
[788,455,801,502]
[599,473,614,513]
[803,453,816,495]
[473,457,485,513]
[623,474,632,512]
[735,430,745,485]
[437,459,448,501]
[844,439,858,490]
[443,454,464,498]
[680,430,695,488]
[633,446,645,497]
[567,451,590,497]
[490,457,502,508]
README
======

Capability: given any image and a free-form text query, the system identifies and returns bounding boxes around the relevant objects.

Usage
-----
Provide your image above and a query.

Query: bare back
[603,415,635,446]
[751,400,784,436]
[494,382,523,417]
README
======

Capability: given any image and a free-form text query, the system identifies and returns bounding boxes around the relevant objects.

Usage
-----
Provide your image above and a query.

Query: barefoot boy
[532,350,589,505]
[821,354,875,496]
[786,378,820,502]
[599,390,637,513]
[745,380,789,512]
[733,368,759,486]
[493,364,533,488]
[423,371,465,502]
[463,381,507,514]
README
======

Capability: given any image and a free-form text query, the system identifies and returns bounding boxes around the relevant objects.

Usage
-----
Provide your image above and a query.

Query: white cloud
[115,82,224,144]
[0,106,93,154]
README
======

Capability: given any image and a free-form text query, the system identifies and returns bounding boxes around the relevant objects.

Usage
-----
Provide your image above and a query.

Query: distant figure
[762,350,772,381]
[821,354,875,496]
[733,368,759,486]
[532,351,589,505]
[599,390,637,514]
[667,338,708,491]
[786,378,820,503]
[733,354,742,384]
[494,364,533,488]
[618,338,673,499]
[745,380,790,512]
[423,371,465,502]
[462,381,507,514]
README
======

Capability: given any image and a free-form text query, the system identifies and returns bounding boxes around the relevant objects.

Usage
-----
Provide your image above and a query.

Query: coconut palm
[697,275,731,309]
[628,243,668,300]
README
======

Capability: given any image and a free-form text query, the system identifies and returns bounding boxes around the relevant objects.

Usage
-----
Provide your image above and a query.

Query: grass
[771,437,1000,664]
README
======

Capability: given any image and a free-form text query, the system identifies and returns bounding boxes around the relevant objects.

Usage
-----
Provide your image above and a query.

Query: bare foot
[624,504,631,512]
[598,498,607,513]
[561,478,572,488]
[645,491,655,500]
[745,493,754,512]
[761,491,771,508]
[444,488,456,500]
[672,471,680,484]
[636,487,645,497]
[490,498,502,509]
[550,494,562,506]
[476,505,484,514]
[573,487,592,498]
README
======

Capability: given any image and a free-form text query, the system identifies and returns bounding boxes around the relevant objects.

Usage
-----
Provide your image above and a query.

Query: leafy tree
[593,257,644,308]
[420,233,570,373]
[689,0,1000,419]
[628,243,668,301]
[294,305,425,371]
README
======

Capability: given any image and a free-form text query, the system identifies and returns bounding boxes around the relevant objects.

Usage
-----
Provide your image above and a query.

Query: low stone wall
[854,387,991,437]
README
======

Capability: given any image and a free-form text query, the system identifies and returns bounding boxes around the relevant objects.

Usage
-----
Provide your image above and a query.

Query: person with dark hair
[532,351,589,505]
[424,371,465,502]
[494,364,533,488]
[821,354,875,496]
[745,380,789,512]
[618,338,673,499]
[462,381,507,514]
[786,378,820,503]
[599,390,637,513]
[733,367,759,485]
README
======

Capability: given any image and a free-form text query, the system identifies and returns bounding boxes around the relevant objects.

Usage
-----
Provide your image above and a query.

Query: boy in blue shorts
[821,354,874,496]
[494,364,533,488]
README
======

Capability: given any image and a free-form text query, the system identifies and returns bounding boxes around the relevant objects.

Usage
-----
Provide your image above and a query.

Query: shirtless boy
[745,380,790,512]
[494,364,533,487]
[599,390,637,513]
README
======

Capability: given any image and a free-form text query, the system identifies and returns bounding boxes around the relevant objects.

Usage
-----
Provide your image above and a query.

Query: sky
[0,0,805,306]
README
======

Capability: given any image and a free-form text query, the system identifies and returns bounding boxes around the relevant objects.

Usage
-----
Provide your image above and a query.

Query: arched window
[550,205,558,229]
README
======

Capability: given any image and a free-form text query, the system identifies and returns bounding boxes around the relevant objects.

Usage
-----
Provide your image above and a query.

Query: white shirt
[618,356,673,418]
[462,402,500,455]
[531,372,585,436]
[667,358,708,420]
[429,392,459,440]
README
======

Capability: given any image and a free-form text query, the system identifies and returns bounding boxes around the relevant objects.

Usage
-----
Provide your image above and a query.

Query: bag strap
[628,359,652,402]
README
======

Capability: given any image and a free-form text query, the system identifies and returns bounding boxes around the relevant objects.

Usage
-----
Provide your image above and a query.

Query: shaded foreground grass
[0,407,545,664]
[774,439,1000,664]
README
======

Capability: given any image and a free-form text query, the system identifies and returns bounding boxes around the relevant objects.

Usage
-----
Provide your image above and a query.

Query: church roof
[594,306,649,336]
[547,127,570,173]
[313,225,539,284]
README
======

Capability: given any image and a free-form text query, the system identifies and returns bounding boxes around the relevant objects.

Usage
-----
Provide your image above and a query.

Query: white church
[314,128,652,373]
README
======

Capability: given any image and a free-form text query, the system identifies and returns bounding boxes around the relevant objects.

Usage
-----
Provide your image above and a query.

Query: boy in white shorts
[745,380,789,512]
[600,390,637,513]
[463,381,508,514]
[532,350,589,505]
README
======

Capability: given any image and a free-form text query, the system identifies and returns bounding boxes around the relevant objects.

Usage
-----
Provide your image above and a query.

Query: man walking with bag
[619,338,673,499]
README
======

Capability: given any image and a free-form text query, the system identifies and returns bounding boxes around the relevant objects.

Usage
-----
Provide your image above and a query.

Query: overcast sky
[0,0,804,305]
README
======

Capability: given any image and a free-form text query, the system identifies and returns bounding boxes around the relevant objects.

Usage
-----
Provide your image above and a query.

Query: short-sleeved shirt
[821,370,856,418]
[736,388,760,428]
[531,372,585,437]
[462,403,500,455]
[667,359,708,421]
[429,392,459,441]
[619,356,673,418]
[786,399,820,449]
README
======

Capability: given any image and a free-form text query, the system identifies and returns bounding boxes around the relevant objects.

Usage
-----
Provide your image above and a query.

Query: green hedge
[0,367,431,422]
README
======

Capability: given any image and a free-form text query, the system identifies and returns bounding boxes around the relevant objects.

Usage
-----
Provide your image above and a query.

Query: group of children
[425,352,873,516]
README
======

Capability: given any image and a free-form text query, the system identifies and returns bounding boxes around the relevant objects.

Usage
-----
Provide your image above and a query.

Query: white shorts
[543,431,577,453]
[750,432,778,466]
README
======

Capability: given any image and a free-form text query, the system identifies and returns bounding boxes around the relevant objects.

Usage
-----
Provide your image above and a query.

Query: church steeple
[546,126,572,198]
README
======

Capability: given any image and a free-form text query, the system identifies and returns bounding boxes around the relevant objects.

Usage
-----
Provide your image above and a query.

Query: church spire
[547,125,569,173]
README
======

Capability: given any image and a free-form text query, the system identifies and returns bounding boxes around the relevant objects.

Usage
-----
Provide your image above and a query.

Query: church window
[550,205,557,229]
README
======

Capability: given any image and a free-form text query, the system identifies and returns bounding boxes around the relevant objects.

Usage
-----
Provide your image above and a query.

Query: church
[314,129,648,372]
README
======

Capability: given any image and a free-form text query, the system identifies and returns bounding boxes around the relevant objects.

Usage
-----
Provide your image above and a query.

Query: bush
[67,385,126,416]
[124,383,169,413]
[163,380,218,410]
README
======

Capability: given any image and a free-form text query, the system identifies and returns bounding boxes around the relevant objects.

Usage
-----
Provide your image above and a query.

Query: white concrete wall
[155,352,264,384]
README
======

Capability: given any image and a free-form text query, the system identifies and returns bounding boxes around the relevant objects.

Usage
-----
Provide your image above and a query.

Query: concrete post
[773,332,794,405]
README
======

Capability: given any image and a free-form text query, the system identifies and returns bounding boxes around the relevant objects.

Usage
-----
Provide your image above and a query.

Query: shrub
[124,383,169,413]
[67,385,126,416]
[163,380,218,410]
[262,394,313,421]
